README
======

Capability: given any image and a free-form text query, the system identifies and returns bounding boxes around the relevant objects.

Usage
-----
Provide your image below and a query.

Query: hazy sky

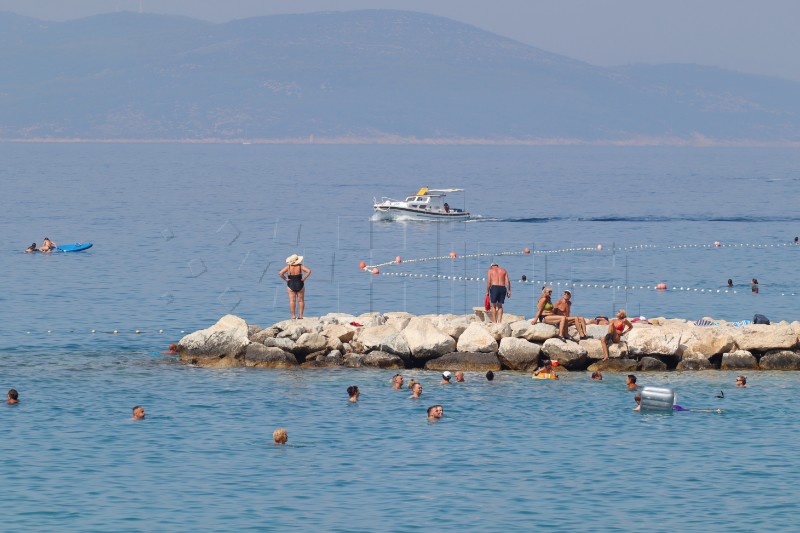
[3,0,799,81]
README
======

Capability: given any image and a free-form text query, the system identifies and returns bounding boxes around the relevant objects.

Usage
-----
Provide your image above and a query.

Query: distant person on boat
[533,287,568,340]
[600,309,633,361]
[279,254,311,319]
[25,243,37,253]
[553,290,589,340]
[486,262,511,323]
[39,237,56,252]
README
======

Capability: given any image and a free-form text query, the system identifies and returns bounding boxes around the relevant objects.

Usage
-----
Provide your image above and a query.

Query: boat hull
[372,206,470,221]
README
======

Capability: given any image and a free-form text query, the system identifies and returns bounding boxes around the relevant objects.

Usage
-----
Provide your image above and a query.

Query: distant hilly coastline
[1,9,800,144]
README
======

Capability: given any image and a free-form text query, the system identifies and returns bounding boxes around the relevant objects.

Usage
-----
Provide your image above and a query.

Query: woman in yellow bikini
[533,286,568,340]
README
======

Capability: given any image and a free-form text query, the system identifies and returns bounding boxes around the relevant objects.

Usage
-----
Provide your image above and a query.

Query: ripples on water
[1,362,798,531]
[3,143,800,529]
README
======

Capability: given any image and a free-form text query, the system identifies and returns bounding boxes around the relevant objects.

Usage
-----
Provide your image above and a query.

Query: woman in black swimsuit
[279,254,311,319]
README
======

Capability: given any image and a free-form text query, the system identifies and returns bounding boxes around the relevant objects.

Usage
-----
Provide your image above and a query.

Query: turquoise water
[3,143,800,530]
[2,360,797,531]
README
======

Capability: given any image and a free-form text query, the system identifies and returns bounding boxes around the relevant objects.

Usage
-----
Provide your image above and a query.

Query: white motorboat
[372,187,471,221]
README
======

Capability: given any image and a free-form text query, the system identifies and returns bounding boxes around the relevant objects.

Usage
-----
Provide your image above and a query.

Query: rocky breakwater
[177,313,800,371]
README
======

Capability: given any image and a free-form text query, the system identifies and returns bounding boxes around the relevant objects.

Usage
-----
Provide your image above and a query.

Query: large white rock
[318,313,358,325]
[179,314,250,357]
[276,319,323,340]
[580,338,627,360]
[731,324,798,352]
[541,338,588,369]
[498,337,541,370]
[355,324,411,357]
[720,350,758,370]
[293,332,328,356]
[510,320,557,342]
[680,327,735,358]
[385,312,414,331]
[626,328,681,356]
[401,317,456,362]
[486,322,512,341]
[457,322,499,353]
[321,323,356,343]
[428,314,472,340]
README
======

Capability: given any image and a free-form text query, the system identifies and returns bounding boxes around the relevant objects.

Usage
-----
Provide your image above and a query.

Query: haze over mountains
[1,9,799,143]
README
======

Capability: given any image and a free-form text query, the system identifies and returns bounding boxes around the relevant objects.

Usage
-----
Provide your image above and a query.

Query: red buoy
[656,283,667,290]
[359,261,366,269]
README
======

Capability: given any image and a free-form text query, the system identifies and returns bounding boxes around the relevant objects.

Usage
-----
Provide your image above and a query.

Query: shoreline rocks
[177,312,800,372]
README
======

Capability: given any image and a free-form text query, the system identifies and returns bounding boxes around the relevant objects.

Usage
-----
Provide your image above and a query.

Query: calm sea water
[2,143,800,530]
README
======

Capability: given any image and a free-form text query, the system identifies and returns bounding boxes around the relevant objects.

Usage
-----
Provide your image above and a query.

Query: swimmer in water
[440,371,452,384]
[626,374,640,390]
[455,371,465,383]
[7,389,19,404]
[392,374,404,389]
[427,405,443,420]
[273,428,288,445]
[347,385,359,402]
[485,370,495,381]
[39,237,56,252]
[727,279,733,287]
[132,405,145,420]
[591,371,603,381]
[409,382,422,399]
[25,243,37,253]
[736,375,747,387]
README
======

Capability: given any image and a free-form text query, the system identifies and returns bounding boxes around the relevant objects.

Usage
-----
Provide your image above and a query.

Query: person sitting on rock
[553,289,589,339]
[601,309,633,361]
[533,286,568,340]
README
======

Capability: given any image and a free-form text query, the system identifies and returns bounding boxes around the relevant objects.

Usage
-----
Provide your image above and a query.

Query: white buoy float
[639,386,675,411]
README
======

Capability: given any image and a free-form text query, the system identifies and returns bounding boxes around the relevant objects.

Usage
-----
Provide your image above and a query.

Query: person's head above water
[485,370,495,381]
[427,405,443,419]
[132,405,145,420]
[347,385,359,400]
[736,375,747,387]
[273,428,288,444]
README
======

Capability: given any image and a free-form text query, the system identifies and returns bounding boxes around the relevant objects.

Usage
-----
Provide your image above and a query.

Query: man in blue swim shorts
[486,262,511,323]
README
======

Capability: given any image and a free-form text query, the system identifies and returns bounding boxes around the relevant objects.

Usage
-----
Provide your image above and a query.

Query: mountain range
[1,9,799,143]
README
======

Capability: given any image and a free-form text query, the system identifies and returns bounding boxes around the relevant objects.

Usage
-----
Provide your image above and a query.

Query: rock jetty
[177,311,800,371]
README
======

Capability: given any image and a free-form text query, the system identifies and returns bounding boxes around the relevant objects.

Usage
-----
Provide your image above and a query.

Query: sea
[2,142,800,531]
